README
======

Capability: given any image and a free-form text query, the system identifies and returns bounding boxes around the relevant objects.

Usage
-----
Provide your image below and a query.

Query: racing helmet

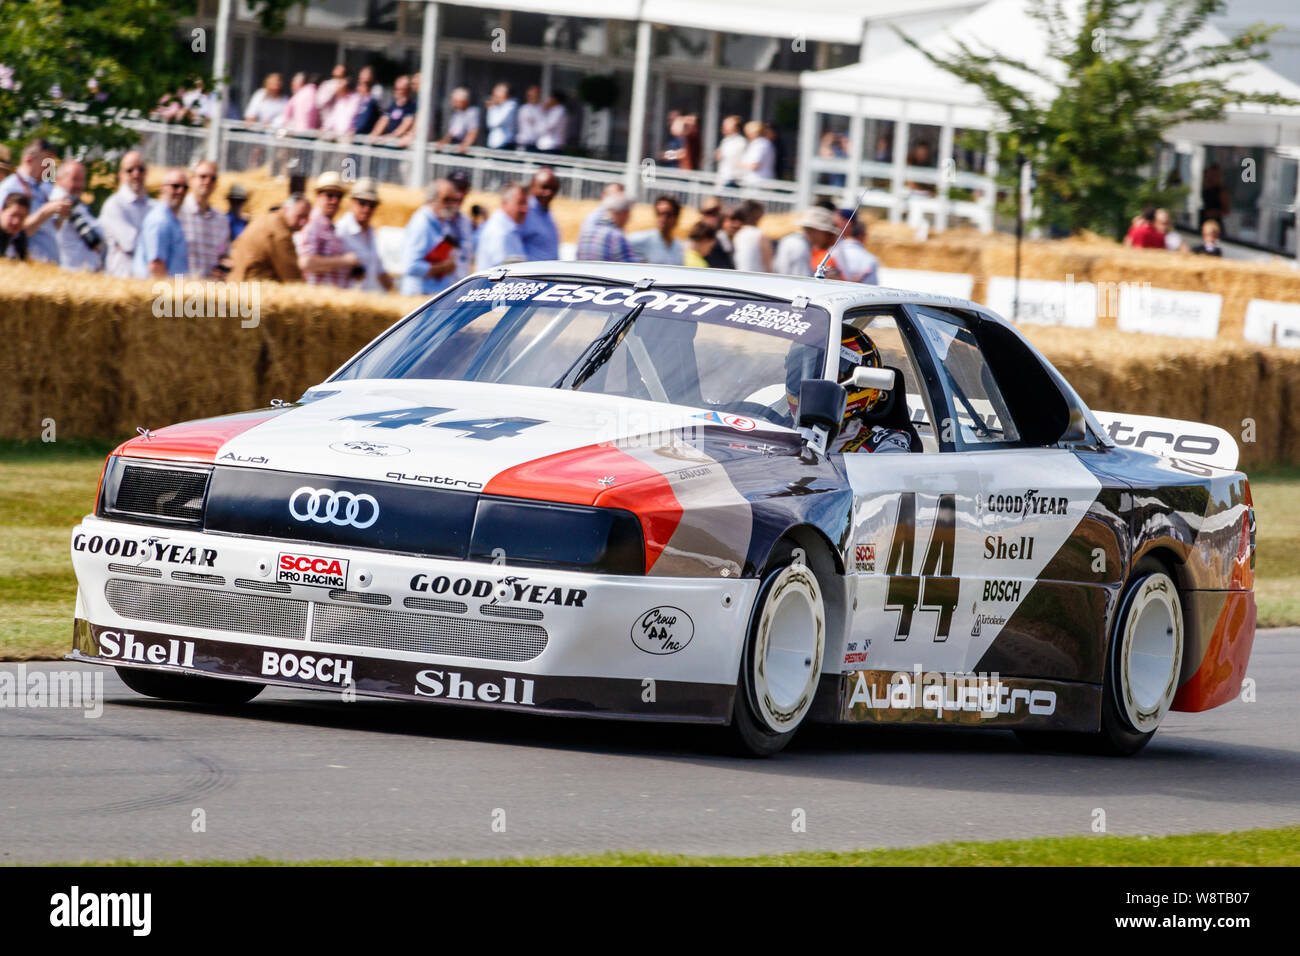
[838,326,886,425]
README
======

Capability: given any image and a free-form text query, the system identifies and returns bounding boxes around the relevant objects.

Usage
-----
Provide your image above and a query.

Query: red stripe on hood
[484,443,683,572]
[111,410,285,463]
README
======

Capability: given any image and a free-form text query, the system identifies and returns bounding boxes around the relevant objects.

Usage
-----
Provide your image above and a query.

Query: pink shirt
[281,84,320,132]
[323,91,364,136]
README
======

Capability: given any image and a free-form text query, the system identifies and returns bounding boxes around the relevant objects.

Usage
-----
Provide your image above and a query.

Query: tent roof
[801,0,1300,142]
[437,0,982,43]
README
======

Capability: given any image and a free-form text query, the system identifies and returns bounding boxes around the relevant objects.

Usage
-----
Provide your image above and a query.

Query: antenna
[814,184,872,280]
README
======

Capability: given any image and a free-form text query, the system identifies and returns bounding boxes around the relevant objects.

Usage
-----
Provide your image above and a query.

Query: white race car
[69,263,1256,755]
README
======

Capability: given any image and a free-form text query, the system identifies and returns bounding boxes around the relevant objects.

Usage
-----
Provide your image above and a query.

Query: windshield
[332,278,830,427]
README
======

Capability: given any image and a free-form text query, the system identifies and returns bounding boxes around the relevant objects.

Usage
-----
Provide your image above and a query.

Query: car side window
[911,306,1021,448]
[845,309,939,453]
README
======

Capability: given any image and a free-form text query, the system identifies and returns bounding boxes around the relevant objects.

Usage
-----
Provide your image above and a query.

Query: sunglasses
[354,199,378,208]
[124,166,145,173]
[162,182,188,191]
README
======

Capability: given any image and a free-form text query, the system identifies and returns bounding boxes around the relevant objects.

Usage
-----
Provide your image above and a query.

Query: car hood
[199,379,794,490]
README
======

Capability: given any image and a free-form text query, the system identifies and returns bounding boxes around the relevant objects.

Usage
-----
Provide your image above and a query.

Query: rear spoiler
[1091,411,1239,471]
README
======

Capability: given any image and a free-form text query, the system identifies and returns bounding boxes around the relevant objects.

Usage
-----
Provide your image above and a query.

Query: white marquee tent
[797,0,1300,246]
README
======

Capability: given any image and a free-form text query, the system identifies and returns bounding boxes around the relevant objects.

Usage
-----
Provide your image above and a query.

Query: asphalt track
[3,630,1298,863]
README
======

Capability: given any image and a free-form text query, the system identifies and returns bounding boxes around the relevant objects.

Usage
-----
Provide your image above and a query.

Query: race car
[68,262,1256,755]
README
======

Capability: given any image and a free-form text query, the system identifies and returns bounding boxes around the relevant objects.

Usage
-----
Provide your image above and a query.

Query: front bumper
[69,516,758,722]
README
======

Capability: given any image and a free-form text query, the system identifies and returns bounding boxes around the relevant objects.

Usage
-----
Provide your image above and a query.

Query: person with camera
[48,160,104,273]
[0,139,69,265]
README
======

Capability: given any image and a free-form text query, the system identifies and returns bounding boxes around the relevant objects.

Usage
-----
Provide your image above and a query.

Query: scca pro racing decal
[277,552,349,589]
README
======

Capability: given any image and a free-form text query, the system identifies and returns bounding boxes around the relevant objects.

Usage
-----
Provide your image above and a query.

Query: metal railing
[121,118,802,212]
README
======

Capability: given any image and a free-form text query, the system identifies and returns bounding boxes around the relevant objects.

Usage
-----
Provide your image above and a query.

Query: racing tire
[116,667,265,705]
[1017,557,1183,756]
[730,544,827,756]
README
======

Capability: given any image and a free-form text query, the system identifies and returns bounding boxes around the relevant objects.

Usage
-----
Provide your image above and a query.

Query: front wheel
[731,555,826,756]
[116,667,265,705]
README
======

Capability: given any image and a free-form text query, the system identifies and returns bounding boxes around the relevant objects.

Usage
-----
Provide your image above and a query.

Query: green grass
[35,826,1300,866]
[1250,464,1300,628]
[0,441,114,660]
[1,442,1297,660]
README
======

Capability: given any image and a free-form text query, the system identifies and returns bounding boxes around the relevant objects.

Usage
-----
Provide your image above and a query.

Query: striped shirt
[575,213,642,264]
[294,210,351,287]
[179,195,231,277]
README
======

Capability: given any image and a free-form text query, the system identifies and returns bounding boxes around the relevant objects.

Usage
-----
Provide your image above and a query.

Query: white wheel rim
[1119,572,1183,734]
[751,563,825,733]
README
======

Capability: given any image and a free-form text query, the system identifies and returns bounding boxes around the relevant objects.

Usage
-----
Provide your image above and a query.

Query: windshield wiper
[552,302,646,390]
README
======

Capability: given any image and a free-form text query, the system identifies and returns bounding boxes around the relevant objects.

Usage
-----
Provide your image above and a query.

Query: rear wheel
[1017,557,1183,756]
[731,546,827,756]
[116,667,265,705]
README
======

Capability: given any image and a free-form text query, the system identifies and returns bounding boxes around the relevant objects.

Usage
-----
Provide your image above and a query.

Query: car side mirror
[847,366,895,392]
[797,379,846,455]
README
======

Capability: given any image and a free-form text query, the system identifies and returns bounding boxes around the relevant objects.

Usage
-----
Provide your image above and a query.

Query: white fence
[122,118,802,213]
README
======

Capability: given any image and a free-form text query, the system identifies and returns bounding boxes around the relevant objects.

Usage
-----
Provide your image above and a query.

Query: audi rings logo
[288,487,380,529]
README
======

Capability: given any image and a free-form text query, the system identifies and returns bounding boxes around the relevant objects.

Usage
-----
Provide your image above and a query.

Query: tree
[904,0,1295,239]
[0,0,209,183]
[0,0,310,188]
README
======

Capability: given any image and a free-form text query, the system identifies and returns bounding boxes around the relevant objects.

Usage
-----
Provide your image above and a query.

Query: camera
[69,203,103,252]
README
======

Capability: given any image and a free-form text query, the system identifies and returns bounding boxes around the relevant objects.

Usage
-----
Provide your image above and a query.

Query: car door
[839,306,1106,694]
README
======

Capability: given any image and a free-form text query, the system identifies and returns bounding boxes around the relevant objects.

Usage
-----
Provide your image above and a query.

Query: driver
[786,326,912,454]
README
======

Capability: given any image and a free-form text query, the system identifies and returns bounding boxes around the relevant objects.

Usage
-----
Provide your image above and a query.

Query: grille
[235,578,291,593]
[403,596,468,614]
[113,464,208,522]
[479,603,544,622]
[108,563,161,578]
[171,571,226,586]
[105,579,307,640]
[311,603,547,662]
[328,589,391,607]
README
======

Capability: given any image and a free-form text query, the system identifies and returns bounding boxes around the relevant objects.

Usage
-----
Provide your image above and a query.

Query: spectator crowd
[1124,205,1224,257]
[0,134,885,290]
[155,66,578,158]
